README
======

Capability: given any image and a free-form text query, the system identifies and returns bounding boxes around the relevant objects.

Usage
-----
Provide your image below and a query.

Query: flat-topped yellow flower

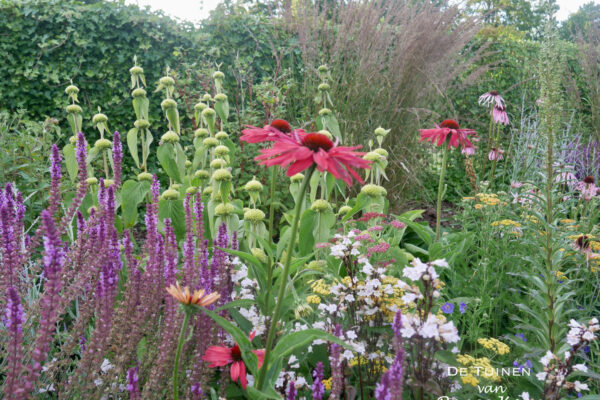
[166,282,220,306]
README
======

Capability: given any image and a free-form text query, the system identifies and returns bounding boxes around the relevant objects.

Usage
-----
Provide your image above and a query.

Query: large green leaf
[158,198,185,240]
[215,98,229,121]
[62,143,78,182]
[121,180,150,227]
[157,143,181,182]
[126,128,140,168]
[298,209,317,256]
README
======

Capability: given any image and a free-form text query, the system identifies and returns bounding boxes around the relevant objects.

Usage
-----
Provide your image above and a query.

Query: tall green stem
[265,166,278,314]
[435,146,450,243]
[256,165,316,390]
[173,310,191,400]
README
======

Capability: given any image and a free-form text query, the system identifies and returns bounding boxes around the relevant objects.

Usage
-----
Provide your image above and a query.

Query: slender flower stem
[265,166,278,314]
[435,146,449,242]
[257,164,316,390]
[173,310,191,400]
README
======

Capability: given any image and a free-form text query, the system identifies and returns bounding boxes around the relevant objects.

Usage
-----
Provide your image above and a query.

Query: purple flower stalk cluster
[376,311,404,400]
[127,365,140,400]
[329,324,344,399]
[112,131,123,187]
[560,133,600,182]
[312,362,325,400]
[0,183,25,293]
[3,286,25,398]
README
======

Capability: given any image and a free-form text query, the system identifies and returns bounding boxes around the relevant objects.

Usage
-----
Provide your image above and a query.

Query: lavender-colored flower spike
[3,286,25,399]
[183,193,195,287]
[287,380,297,400]
[377,310,404,399]
[312,362,325,400]
[49,144,62,211]
[76,132,88,181]
[22,211,65,397]
[112,131,122,187]
[330,324,344,399]
[127,365,141,400]
[191,382,203,400]
[164,218,177,284]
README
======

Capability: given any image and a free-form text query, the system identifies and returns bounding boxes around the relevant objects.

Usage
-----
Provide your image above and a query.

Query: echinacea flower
[577,177,597,201]
[488,148,504,161]
[255,132,371,185]
[492,105,510,125]
[166,282,220,307]
[478,90,505,108]
[240,119,301,143]
[418,119,476,149]
[202,332,265,389]
[461,144,475,156]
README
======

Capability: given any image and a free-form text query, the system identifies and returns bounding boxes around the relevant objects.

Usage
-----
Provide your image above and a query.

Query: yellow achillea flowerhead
[491,219,522,228]
[166,282,220,306]
[306,295,321,304]
[474,204,484,210]
[457,354,501,383]
[475,193,501,206]
[462,196,475,202]
[477,337,510,355]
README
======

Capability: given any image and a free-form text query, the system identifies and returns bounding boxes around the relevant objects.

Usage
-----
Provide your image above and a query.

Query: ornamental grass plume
[202,331,266,389]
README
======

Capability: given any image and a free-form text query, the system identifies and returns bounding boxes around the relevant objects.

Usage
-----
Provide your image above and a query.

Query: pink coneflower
[478,90,505,108]
[418,119,476,149]
[492,105,510,125]
[202,332,265,389]
[255,132,371,185]
[555,171,578,187]
[488,148,504,161]
[240,119,303,143]
[577,177,597,201]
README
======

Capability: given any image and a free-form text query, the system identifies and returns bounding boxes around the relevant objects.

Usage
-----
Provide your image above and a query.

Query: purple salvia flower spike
[312,362,325,400]
[3,286,25,399]
[112,131,122,187]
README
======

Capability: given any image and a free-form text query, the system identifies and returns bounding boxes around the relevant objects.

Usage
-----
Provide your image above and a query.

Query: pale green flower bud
[202,107,216,119]
[194,169,210,179]
[195,128,210,138]
[215,131,229,140]
[244,208,265,222]
[374,126,390,137]
[138,172,153,182]
[161,98,177,110]
[134,119,150,129]
[161,189,179,200]
[318,83,330,91]
[171,184,181,190]
[186,186,198,194]
[65,85,79,95]
[69,135,78,145]
[319,108,332,116]
[311,199,331,213]
[318,130,333,139]
[94,138,112,151]
[210,158,228,169]
[203,186,213,195]
[66,104,82,114]
[308,260,327,270]
[92,113,108,124]
[161,131,179,143]
[338,205,352,215]
[213,168,232,182]
[250,248,267,263]
[159,76,175,87]
[203,137,218,148]
[129,66,144,75]
[213,71,225,80]
[374,148,389,158]
[214,145,229,157]
[318,65,329,74]
[215,202,235,216]
[363,151,381,162]
[132,88,147,98]
[194,102,207,111]
[244,177,263,192]
[202,93,212,102]
[103,179,115,187]
[214,93,227,102]
[290,173,304,183]
[361,184,386,197]
[86,177,98,185]
[185,160,192,168]
[294,302,313,319]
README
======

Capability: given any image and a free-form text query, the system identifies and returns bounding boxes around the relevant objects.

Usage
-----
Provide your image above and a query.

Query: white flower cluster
[230,260,267,335]
[401,313,459,343]
[330,231,361,258]
[536,318,598,394]
[402,258,448,282]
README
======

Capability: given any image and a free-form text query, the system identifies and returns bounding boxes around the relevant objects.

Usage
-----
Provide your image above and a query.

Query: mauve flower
[488,148,504,161]
[126,366,140,399]
[478,90,505,108]
[461,144,475,156]
[577,177,597,201]
[312,362,325,400]
[287,380,297,400]
[418,119,476,149]
[202,332,265,389]
[3,286,25,398]
[255,131,371,186]
[441,302,454,314]
[459,302,467,314]
[112,131,122,186]
[492,105,510,125]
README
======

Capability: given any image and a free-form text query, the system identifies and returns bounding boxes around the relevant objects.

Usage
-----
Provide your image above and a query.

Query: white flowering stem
[435,146,449,242]
[172,309,191,400]
[257,164,316,391]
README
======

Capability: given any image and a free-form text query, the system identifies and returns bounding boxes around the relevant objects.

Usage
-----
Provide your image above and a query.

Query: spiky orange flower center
[302,133,334,152]
[440,119,460,130]
[270,119,292,133]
